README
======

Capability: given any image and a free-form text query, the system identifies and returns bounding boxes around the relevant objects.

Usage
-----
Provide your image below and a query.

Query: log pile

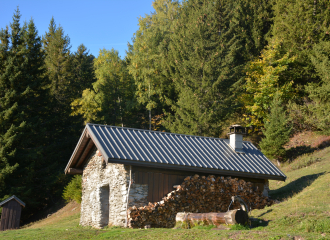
[128,175,273,228]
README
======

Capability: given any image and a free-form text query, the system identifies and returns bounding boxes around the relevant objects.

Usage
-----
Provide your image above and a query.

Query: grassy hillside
[1,137,329,239]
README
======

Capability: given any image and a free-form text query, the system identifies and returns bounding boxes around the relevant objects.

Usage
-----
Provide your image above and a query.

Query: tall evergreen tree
[260,93,291,161]
[42,17,83,171]
[0,9,28,199]
[0,8,54,219]
[71,44,96,99]
[272,0,330,88]
[127,0,180,130]
[161,0,273,136]
[0,23,20,195]
[43,17,72,103]
[305,41,330,133]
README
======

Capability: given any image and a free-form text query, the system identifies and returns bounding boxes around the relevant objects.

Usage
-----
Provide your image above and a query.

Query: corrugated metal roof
[76,123,286,181]
[0,195,26,207]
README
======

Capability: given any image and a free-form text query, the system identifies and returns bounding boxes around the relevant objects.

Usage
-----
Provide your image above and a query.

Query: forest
[1,0,330,222]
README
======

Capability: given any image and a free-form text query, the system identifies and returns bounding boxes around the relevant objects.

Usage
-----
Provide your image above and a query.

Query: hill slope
[1,143,329,239]
[251,145,330,238]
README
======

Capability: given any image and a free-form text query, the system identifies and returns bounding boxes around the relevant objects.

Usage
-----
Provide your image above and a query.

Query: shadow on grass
[270,172,325,200]
[286,145,315,160]
[286,137,330,160]
[250,218,270,229]
[257,209,272,218]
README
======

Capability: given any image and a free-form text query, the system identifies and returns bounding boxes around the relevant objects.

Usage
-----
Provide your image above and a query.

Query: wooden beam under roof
[69,130,90,168]
[67,168,83,175]
[76,137,95,168]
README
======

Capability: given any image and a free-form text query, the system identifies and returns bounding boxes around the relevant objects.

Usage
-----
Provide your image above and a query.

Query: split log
[176,210,249,226]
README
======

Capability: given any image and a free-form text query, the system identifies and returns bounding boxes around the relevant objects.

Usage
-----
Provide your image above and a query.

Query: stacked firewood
[128,175,273,228]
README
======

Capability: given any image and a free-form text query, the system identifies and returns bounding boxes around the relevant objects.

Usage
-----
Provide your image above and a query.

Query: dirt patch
[285,131,330,150]
[284,131,330,161]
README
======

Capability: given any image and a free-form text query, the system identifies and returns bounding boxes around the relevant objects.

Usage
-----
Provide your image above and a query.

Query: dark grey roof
[0,195,25,207]
[65,123,286,181]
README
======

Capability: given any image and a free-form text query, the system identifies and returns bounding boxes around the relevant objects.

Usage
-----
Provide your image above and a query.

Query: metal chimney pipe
[228,125,246,153]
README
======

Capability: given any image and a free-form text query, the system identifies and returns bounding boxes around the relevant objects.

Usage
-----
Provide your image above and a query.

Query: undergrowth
[63,175,82,203]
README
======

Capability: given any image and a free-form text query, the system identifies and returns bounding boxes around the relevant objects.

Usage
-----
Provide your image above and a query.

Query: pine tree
[127,0,180,129]
[0,23,20,195]
[305,41,330,133]
[42,17,83,178]
[0,8,52,217]
[272,0,330,88]
[0,8,27,199]
[71,44,96,99]
[43,17,72,103]
[161,0,273,136]
[260,93,291,161]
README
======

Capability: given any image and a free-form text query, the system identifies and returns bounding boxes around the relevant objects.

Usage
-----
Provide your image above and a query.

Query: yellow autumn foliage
[242,38,296,127]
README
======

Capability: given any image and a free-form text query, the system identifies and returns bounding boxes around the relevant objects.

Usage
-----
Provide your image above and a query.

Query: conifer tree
[0,23,20,195]
[162,0,273,136]
[127,0,180,129]
[0,9,52,215]
[260,93,291,161]
[272,0,330,88]
[42,17,83,177]
[43,17,72,103]
[71,44,96,99]
[0,8,27,199]
[305,41,330,133]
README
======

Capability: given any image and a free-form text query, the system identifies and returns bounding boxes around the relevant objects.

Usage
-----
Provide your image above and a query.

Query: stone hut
[65,123,286,228]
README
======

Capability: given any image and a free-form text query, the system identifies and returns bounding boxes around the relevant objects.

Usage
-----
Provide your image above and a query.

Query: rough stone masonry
[80,148,148,228]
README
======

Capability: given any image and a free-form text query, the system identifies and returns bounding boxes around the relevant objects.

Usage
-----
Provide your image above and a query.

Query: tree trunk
[176,210,249,226]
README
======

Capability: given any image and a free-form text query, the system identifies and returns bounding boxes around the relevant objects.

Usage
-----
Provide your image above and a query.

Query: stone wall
[80,148,148,228]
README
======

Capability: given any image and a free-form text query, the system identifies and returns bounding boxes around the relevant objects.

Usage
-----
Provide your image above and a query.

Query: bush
[63,175,82,203]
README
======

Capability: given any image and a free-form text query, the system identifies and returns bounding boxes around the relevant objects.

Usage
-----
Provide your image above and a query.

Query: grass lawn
[1,146,329,239]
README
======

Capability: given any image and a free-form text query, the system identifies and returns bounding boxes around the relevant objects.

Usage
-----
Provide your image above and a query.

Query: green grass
[230,224,250,231]
[1,146,330,239]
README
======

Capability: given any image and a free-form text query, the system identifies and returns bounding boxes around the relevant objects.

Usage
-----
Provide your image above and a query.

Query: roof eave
[107,158,286,181]
[0,195,26,208]
[64,127,88,174]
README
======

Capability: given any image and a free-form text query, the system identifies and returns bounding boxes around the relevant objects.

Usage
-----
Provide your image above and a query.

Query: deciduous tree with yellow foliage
[242,38,296,127]
[71,49,136,127]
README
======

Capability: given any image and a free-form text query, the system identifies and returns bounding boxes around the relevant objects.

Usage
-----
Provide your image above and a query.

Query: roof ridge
[0,195,26,207]
[86,123,237,141]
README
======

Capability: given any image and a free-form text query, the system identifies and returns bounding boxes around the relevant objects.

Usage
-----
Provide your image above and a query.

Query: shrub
[63,175,82,203]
